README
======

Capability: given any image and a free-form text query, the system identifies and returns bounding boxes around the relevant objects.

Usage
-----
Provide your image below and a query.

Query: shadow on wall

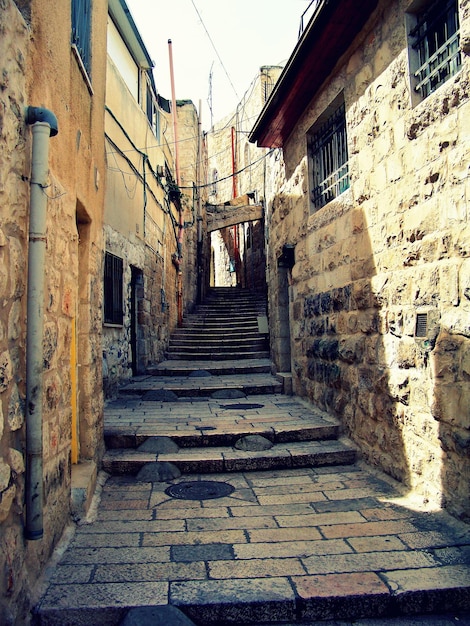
[298,199,469,520]
[301,200,411,491]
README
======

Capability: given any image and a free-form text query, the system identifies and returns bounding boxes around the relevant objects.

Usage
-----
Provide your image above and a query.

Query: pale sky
[125,0,309,129]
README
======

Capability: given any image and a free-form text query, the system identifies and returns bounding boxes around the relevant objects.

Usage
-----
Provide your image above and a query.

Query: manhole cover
[222,403,264,410]
[165,480,235,500]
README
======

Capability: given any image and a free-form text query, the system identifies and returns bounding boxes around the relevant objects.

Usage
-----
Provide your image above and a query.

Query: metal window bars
[410,0,461,98]
[104,252,124,325]
[71,0,92,75]
[310,103,349,209]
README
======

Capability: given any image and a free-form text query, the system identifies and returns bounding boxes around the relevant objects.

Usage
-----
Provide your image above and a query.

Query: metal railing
[298,0,323,38]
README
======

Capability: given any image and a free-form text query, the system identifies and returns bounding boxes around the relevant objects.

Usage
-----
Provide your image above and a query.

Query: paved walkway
[35,392,470,625]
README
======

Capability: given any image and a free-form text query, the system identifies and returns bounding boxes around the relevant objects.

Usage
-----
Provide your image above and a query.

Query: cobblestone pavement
[34,379,470,624]
[36,457,470,624]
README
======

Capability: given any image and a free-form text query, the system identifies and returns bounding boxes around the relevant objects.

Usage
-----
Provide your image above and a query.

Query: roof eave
[108,0,154,71]
[249,0,379,148]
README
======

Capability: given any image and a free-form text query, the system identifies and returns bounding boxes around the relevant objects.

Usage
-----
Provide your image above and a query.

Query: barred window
[104,252,123,325]
[408,0,461,100]
[308,98,349,211]
[71,0,92,76]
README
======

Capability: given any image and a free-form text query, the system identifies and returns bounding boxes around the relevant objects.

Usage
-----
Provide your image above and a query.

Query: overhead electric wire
[179,148,275,190]
[190,0,239,101]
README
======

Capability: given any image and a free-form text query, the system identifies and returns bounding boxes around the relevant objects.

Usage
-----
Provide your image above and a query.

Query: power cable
[190,0,239,101]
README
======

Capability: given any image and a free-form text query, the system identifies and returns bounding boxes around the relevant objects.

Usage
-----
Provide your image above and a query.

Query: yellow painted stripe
[70,317,78,464]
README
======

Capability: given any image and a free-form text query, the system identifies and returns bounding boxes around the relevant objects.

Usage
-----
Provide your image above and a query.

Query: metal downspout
[25,107,58,540]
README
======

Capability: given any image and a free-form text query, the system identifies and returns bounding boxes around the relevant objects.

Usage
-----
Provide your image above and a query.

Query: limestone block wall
[206,68,281,289]
[102,225,172,397]
[0,1,106,621]
[177,101,205,309]
[266,0,470,519]
[162,100,206,309]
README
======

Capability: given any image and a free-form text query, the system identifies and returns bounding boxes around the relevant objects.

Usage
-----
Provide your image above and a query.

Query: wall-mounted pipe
[25,106,58,540]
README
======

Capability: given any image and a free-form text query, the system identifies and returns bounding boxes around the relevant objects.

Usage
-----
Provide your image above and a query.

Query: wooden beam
[207,204,263,232]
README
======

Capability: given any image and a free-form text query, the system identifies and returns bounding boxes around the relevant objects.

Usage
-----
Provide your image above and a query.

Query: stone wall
[177,101,205,309]
[0,7,31,620]
[0,1,106,621]
[266,0,470,519]
[102,83,203,397]
[206,67,281,290]
[102,225,172,397]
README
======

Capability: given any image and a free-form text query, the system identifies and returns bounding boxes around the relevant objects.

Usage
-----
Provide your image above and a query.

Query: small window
[144,73,161,140]
[415,312,428,337]
[308,96,349,211]
[104,252,123,325]
[71,0,92,76]
[407,0,461,101]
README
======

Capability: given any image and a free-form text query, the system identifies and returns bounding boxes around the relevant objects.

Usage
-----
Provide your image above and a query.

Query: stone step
[166,350,271,361]
[117,373,282,399]
[168,341,268,354]
[182,315,261,325]
[104,406,339,449]
[169,336,264,346]
[102,438,357,475]
[171,328,262,338]
[149,358,273,376]
[180,322,261,332]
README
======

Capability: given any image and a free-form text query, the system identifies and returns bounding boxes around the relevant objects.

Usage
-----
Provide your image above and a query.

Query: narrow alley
[34,288,470,624]
[1,0,470,623]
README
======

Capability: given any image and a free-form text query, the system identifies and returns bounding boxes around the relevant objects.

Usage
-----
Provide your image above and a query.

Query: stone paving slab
[35,463,470,625]
[102,438,356,475]
[149,358,273,375]
[119,373,282,397]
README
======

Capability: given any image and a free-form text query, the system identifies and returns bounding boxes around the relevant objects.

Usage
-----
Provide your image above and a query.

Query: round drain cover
[223,403,264,410]
[165,480,235,500]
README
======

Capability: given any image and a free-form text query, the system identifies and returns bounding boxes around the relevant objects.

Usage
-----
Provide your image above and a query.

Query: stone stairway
[34,287,470,625]
[102,287,356,476]
[163,287,271,362]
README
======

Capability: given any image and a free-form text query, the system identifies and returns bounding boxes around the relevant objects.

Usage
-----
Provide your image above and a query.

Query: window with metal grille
[104,252,123,325]
[263,75,274,103]
[408,0,461,100]
[71,0,92,76]
[145,74,161,140]
[308,99,349,211]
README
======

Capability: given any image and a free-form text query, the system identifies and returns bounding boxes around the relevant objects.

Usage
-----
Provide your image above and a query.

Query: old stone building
[103,4,203,397]
[251,0,470,520]
[0,1,203,619]
[0,0,107,622]
[206,66,282,290]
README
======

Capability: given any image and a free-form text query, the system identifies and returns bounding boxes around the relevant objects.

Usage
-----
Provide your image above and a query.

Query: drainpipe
[24,106,58,540]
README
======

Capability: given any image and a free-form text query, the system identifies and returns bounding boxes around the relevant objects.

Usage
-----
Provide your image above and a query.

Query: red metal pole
[231,126,237,199]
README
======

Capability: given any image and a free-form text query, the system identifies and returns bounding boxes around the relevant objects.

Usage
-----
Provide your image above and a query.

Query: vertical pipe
[197,100,203,303]
[231,126,237,199]
[168,39,180,186]
[25,122,51,540]
[231,126,240,286]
